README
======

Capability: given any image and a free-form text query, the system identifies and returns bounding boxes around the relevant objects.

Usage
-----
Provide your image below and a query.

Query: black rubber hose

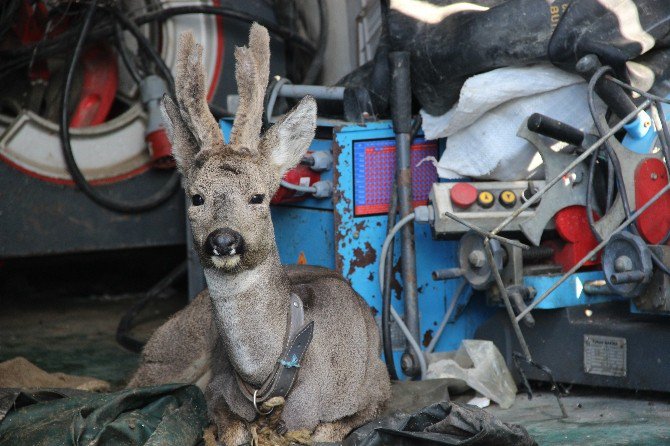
[108,7,175,96]
[60,1,180,214]
[302,0,327,85]
[114,21,141,84]
[134,6,316,55]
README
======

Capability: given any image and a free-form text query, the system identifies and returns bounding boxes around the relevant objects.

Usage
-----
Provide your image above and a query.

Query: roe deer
[129,24,390,445]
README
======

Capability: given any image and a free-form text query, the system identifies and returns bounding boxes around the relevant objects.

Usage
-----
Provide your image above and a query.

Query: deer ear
[261,96,317,176]
[161,94,198,175]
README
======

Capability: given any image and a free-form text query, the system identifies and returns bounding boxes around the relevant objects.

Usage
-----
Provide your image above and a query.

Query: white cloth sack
[420,64,605,180]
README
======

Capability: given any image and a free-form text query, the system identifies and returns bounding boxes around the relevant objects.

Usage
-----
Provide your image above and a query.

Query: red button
[450,183,478,209]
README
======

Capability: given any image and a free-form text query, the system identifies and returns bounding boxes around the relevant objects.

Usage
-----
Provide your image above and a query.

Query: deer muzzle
[205,228,245,257]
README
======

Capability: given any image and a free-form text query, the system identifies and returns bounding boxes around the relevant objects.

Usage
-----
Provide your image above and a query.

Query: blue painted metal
[523,271,626,309]
[332,121,496,365]
[623,106,667,154]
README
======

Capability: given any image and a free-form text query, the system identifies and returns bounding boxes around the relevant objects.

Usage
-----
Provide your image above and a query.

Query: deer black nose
[205,229,244,256]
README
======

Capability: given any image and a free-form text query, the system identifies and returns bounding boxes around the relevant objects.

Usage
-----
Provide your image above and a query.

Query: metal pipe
[278,84,345,101]
[432,268,463,281]
[611,270,647,285]
[583,280,615,295]
[389,51,421,376]
[484,238,532,361]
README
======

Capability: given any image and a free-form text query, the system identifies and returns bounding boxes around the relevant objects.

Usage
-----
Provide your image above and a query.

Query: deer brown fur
[129,24,390,445]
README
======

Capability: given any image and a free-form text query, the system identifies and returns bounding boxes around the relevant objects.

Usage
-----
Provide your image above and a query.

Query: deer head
[162,24,317,273]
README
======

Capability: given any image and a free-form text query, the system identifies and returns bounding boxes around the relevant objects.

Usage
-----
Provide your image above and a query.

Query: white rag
[420,63,605,180]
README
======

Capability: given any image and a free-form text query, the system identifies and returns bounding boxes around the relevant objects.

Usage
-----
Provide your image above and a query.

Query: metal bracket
[517,121,590,246]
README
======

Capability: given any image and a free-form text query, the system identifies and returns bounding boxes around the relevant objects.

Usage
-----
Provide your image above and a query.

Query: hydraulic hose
[59,2,180,214]
[378,213,427,380]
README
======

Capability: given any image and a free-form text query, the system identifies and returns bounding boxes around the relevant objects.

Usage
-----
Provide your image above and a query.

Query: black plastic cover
[343,401,537,446]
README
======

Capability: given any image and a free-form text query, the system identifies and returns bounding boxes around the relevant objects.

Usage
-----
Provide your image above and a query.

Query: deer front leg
[210,404,251,446]
[311,401,382,443]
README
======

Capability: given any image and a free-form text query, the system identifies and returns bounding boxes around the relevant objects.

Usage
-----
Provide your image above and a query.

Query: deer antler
[229,23,270,152]
[174,32,223,150]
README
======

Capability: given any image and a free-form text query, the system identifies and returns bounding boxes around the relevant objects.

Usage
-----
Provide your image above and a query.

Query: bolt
[468,250,487,268]
[614,255,633,273]
[353,231,359,239]
[651,173,658,180]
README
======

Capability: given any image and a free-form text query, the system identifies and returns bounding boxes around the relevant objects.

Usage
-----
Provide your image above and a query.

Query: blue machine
[219,119,494,361]
[219,115,663,380]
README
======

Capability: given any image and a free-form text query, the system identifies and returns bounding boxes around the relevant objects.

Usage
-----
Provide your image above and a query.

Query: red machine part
[147,129,174,169]
[635,158,670,244]
[271,153,321,204]
[70,45,119,128]
[13,1,48,44]
[551,205,600,271]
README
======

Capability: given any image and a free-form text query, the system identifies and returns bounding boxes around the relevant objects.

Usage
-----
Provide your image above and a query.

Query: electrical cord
[60,1,180,214]
[133,5,316,56]
[1,4,317,84]
[107,6,175,96]
[114,21,141,84]
[378,212,427,380]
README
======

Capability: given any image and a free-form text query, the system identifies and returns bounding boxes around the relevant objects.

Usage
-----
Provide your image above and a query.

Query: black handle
[576,54,637,120]
[389,51,412,134]
[527,113,585,146]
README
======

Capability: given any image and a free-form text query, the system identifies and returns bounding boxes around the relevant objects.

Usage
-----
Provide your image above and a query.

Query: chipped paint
[348,242,378,277]
[422,329,433,348]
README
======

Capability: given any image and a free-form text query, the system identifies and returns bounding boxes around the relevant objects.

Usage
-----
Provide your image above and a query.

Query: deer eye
[249,194,265,204]
[192,194,205,206]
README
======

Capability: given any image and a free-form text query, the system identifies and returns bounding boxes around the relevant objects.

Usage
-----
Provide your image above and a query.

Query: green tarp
[0,384,208,446]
